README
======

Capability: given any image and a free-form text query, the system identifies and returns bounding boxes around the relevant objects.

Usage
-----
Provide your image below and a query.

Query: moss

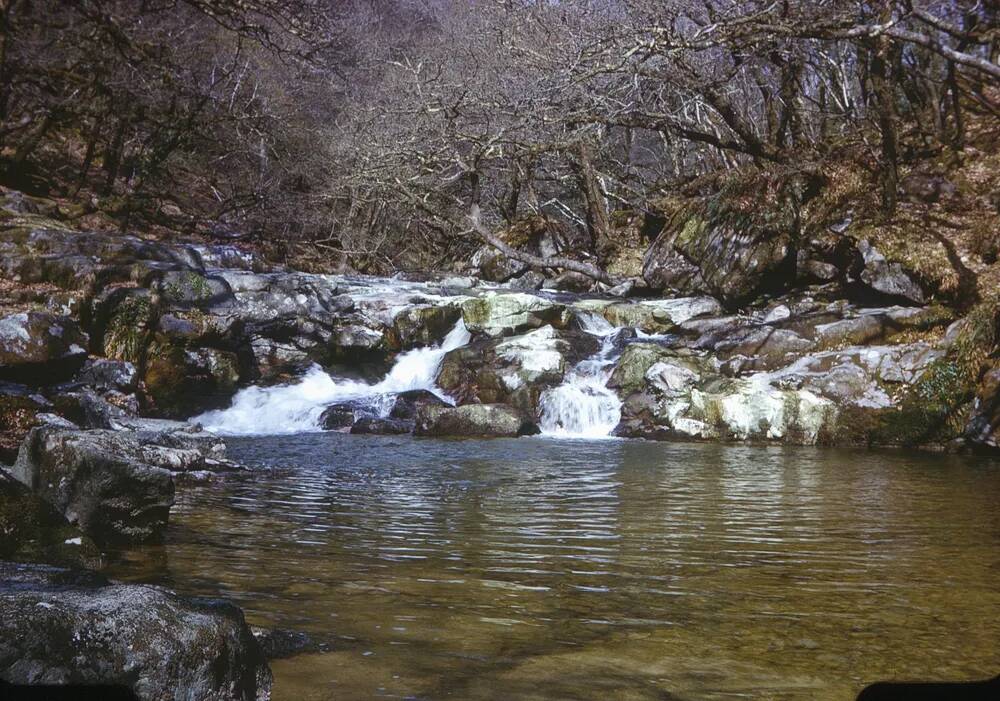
[103,294,154,365]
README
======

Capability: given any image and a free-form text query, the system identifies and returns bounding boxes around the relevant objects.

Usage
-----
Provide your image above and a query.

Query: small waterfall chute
[538,313,624,439]
[194,320,470,435]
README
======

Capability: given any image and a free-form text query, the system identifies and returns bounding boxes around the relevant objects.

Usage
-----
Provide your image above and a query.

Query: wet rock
[47,387,137,429]
[505,270,547,290]
[461,293,568,336]
[965,365,1000,451]
[350,417,412,435]
[388,390,448,420]
[857,240,926,304]
[0,312,88,384]
[319,403,358,431]
[492,326,569,391]
[414,404,540,438]
[708,326,816,371]
[252,627,319,660]
[0,471,101,568]
[386,304,462,351]
[0,561,271,700]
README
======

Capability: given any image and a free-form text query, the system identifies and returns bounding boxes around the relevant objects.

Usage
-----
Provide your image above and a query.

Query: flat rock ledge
[0,561,271,701]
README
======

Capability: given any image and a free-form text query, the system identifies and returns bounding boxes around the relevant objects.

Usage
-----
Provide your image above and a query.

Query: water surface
[108,435,1000,700]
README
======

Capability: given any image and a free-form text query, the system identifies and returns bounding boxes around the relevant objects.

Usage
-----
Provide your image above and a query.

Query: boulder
[144,344,241,418]
[642,214,795,304]
[608,344,693,395]
[388,390,448,420]
[11,426,176,545]
[461,293,568,336]
[386,304,462,351]
[966,365,1000,451]
[74,358,138,393]
[0,471,101,568]
[318,403,358,431]
[0,561,271,700]
[856,240,926,304]
[0,312,88,384]
[602,297,722,333]
[414,404,540,438]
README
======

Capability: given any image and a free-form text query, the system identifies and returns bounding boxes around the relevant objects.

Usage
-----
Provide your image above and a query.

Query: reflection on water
[107,435,1000,700]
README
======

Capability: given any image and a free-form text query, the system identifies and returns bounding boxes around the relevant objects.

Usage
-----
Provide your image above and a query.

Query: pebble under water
[107,434,1000,700]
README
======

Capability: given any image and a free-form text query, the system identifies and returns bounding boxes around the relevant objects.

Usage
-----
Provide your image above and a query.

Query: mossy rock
[144,340,240,418]
[100,291,155,365]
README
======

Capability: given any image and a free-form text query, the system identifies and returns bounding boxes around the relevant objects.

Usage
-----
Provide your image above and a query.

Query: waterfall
[194,320,471,435]
[538,314,623,439]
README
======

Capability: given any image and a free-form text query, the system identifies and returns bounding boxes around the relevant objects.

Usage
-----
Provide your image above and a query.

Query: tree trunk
[572,142,614,262]
[868,30,899,215]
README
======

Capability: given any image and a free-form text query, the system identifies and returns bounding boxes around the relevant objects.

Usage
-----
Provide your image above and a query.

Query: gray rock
[74,358,138,393]
[857,240,926,304]
[350,417,413,435]
[0,561,271,700]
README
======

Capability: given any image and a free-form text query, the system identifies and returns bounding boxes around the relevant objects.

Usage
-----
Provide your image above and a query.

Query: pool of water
[107,434,1000,700]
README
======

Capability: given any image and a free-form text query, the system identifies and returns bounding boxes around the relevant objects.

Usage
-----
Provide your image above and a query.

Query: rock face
[0,561,271,701]
[414,404,540,437]
[11,424,234,545]
[0,312,88,383]
[642,215,795,304]
[856,240,926,304]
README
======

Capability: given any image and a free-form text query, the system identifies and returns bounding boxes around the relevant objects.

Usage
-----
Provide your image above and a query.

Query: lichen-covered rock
[74,358,138,393]
[492,326,568,391]
[414,404,539,437]
[388,390,448,420]
[608,344,699,395]
[0,561,271,700]
[461,293,568,336]
[643,214,795,304]
[603,297,722,333]
[0,312,88,383]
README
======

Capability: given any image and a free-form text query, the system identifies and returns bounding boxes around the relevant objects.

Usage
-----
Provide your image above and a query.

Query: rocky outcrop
[10,423,237,545]
[414,404,540,437]
[0,561,271,700]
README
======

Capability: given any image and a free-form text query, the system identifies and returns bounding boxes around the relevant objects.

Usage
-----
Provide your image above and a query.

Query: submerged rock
[414,404,539,438]
[0,561,271,700]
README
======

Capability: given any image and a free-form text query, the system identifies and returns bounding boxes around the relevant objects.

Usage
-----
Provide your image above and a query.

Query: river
[106,433,1000,700]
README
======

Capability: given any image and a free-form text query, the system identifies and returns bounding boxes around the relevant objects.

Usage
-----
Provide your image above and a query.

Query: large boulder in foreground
[11,426,175,545]
[414,404,539,438]
[0,312,88,384]
[0,561,271,700]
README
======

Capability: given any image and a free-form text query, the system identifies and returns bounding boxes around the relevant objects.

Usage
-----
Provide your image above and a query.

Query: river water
[106,433,1000,700]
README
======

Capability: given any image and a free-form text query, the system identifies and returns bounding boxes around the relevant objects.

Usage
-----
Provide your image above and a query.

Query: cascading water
[538,313,624,439]
[194,320,471,435]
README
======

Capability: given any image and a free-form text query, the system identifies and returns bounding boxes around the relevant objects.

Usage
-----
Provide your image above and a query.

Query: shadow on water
[105,434,1000,700]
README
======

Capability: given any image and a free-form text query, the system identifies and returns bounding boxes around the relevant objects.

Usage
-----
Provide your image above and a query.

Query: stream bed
[107,434,1000,700]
